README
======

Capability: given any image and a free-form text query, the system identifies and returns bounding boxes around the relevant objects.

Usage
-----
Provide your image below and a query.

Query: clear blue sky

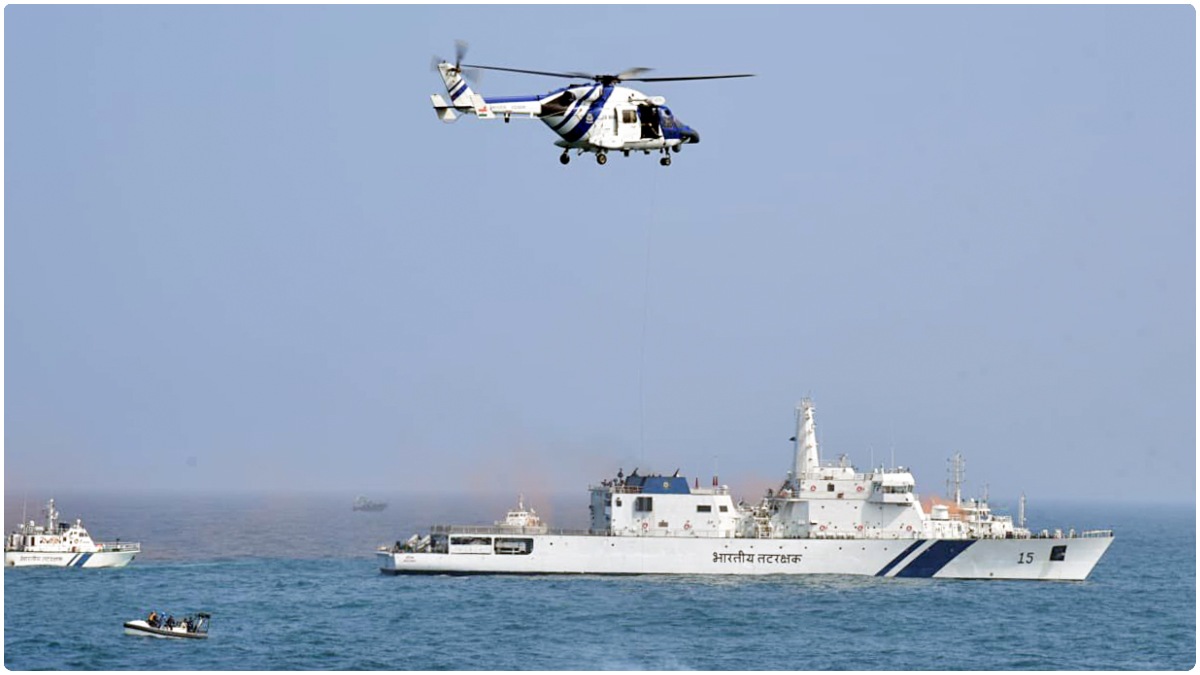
[5,5,1195,504]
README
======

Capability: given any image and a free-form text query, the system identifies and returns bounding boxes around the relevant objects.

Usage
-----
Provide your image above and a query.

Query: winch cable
[637,169,661,464]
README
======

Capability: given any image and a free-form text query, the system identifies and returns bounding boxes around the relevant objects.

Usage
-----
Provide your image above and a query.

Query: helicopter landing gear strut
[596,152,608,166]
[559,152,570,165]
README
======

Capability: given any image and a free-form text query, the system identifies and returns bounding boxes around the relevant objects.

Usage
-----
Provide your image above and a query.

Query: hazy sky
[5,5,1194,505]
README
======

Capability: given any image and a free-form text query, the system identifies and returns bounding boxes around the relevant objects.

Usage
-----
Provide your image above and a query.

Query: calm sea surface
[3,494,1194,670]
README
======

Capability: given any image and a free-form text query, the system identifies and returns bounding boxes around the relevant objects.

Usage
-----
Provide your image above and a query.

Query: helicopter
[429,42,754,166]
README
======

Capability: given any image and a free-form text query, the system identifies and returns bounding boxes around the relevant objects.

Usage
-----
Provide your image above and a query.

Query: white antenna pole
[1018,492,1027,528]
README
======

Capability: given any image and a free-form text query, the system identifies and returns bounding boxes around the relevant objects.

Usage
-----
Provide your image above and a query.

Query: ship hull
[5,549,137,568]
[380,534,1113,581]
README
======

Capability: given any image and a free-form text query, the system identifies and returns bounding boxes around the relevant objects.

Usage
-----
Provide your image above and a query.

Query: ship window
[697,505,712,513]
[719,505,729,512]
[614,497,622,507]
[494,538,534,555]
[827,483,835,492]
[635,496,653,512]
[1050,545,1067,561]
[450,536,493,547]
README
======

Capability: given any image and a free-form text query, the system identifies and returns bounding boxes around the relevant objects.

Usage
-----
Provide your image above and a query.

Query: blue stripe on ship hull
[74,552,93,567]
[893,540,976,578]
[875,540,926,577]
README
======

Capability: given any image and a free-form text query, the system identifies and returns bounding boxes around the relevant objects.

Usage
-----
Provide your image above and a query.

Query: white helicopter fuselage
[431,63,699,163]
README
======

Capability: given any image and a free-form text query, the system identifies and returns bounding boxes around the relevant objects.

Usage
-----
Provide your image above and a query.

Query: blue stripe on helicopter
[551,85,598,132]
[450,81,468,100]
[874,540,926,577]
[893,540,976,578]
[483,94,542,104]
[561,85,614,143]
[487,86,571,106]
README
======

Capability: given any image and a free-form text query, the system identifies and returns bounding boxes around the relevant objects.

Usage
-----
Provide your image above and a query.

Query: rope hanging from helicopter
[638,170,660,463]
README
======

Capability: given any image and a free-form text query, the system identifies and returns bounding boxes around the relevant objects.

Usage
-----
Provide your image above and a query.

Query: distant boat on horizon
[353,496,387,512]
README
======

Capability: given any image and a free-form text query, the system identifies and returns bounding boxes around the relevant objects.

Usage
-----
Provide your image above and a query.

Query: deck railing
[420,525,1116,540]
[98,542,140,552]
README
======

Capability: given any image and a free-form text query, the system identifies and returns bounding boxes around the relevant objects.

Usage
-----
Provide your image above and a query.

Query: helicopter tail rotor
[432,41,495,119]
[433,40,482,83]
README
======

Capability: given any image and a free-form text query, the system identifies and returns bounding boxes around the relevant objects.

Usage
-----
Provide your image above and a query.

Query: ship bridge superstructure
[589,472,741,538]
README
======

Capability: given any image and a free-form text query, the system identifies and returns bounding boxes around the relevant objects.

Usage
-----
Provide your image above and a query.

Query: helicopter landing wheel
[660,156,671,167]
[559,153,570,165]
[596,152,608,166]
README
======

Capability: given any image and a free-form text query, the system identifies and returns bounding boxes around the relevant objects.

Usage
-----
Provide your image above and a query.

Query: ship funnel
[792,398,820,477]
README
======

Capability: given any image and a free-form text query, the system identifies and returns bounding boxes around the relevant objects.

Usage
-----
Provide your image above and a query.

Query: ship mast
[946,453,965,506]
[791,398,820,478]
[44,498,59,532]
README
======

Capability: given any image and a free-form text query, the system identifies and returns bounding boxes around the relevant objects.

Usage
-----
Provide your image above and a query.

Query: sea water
[3,494,1194,670]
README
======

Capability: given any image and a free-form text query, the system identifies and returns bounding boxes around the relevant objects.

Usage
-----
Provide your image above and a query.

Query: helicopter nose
[682,126,700,144]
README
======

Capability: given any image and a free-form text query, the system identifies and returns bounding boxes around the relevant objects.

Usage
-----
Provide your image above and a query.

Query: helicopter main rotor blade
[623,73,756,82]
[615,66,653,80]
[454,40,469,67]
[461,63,595,80]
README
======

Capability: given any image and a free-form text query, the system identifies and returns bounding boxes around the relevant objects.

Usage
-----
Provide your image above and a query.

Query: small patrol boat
[124,612,210,639]
[5,499,140,568]
[494,495,547,533]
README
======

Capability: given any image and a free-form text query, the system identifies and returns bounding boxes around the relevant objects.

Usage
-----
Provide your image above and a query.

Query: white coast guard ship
[380,400,1113,580]
[5,499,140,568]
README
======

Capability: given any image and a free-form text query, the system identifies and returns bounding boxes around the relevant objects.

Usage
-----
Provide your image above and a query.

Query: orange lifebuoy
[905,525,913,532]
[819,525,827,532]
[809,485,816,492]
[684,523,692,531]
[856,486,864,493]
[856,524,863,531]
[642,522,649,531]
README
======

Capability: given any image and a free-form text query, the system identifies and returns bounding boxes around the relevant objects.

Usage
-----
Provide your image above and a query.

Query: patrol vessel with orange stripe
[380,399,1113,580]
